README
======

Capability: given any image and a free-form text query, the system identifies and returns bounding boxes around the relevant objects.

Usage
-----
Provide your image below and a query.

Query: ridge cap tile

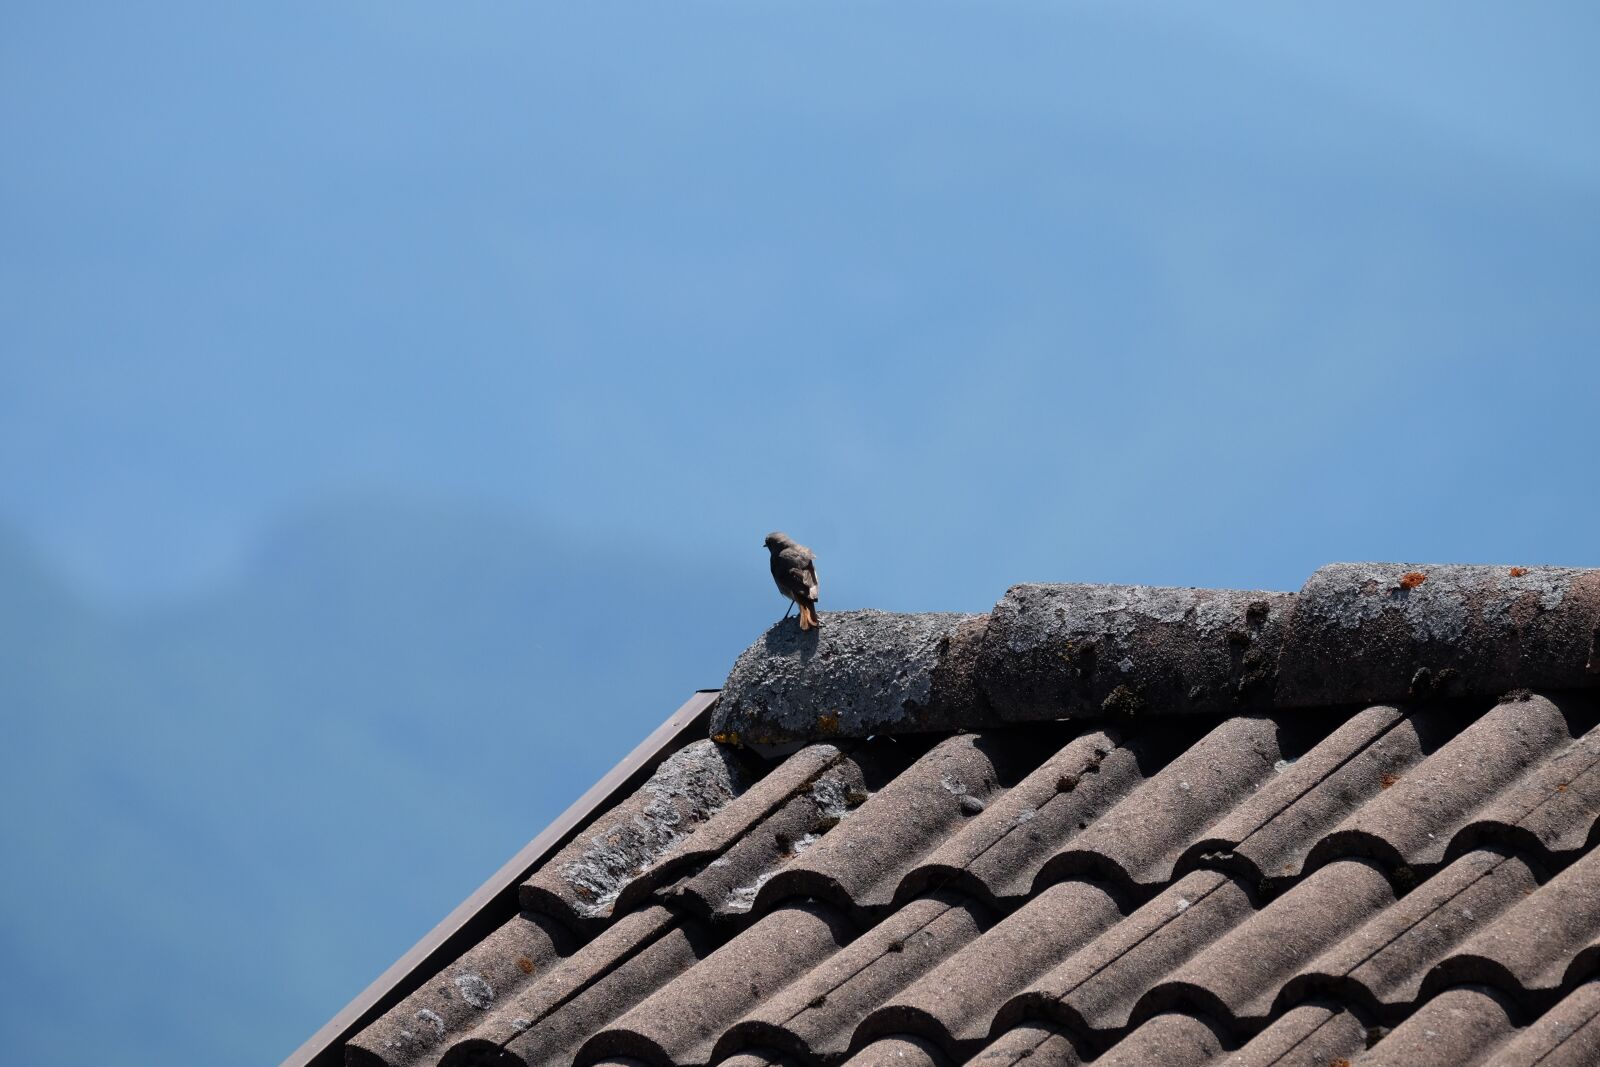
[716,560,1600,746]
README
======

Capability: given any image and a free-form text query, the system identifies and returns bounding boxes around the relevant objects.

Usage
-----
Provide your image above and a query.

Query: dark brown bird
[764,531,820,631]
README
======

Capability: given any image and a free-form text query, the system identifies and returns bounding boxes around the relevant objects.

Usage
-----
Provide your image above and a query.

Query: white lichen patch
[724,830,827,913]
[1005,583,1279,661]
[414,1009,446,1038]
[1318,569,1401,631]
[726,870,778,912]
[1411,588,1469,645]
[809,776,853,818]
[790,831,823,856]
[453,972,494,1009]
[1190,594,1238,638]
[940,773,969,796]
[562,739,750,916]
[1316,564,1582,642]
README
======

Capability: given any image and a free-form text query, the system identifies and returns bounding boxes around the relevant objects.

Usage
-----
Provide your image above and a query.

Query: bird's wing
[786,565,816,600]
[777,546,818,602]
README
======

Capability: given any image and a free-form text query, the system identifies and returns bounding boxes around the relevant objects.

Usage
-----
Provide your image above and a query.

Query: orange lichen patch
[1381,773,1400,789]
[817,711,840,735]
[1557,783,1569,793]
[1399,571,1428,590]
[516,955,535,975]
[1509,566,1529,577]
[1331,1059,1352,1067]
[711,730,741,747]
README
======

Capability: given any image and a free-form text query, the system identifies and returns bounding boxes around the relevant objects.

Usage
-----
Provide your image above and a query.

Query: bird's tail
[799,603,820,630]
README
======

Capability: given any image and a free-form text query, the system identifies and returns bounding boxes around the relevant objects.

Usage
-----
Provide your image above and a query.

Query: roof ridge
[714,562,1600,744]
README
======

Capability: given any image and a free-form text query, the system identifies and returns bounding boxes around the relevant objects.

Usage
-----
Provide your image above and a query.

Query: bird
[764,531,821,631]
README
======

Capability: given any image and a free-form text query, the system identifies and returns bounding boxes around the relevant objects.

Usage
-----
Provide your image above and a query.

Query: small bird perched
[764,531,821,631]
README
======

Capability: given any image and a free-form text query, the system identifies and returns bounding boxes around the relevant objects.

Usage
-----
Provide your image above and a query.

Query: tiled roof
[328,562,1600,1067]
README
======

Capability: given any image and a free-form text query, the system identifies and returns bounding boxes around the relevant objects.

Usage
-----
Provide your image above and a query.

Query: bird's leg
[780,600,795,622]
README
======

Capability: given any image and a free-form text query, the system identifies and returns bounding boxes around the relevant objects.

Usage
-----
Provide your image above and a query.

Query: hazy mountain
[0,499,772,1065]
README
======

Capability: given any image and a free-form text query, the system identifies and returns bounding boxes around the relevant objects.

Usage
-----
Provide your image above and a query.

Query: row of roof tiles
[832,979,1600,1066]
[537,691,1600,931]
[431,847,1598,1064]
[348,689,1600,1066]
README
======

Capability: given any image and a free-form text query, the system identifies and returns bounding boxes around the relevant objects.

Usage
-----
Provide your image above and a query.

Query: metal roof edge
[280,689,721,1067]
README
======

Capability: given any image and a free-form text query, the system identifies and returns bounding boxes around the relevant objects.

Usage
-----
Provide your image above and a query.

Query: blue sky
[2,4,1598,1064]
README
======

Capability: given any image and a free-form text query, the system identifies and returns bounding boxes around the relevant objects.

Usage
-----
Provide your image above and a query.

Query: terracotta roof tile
[585,901,855,1064]
[1092,1012,1227,1066]
[1494,980,1600,1066]
[1294,847,1536,1008]
[897,727,1135,906]
[1356,985,1518,1066]
[966,1022,1086,1067]
[1432,845,1600,994]
[1223,999,1367,1066]
[346,911,574,1067]
[754,732,1041,920]
[726,891,988,1061]
[1189,702,1441,883]
[1157,859,1395,1022]
[870,880,1121,1049]
[842,1036,945,1067]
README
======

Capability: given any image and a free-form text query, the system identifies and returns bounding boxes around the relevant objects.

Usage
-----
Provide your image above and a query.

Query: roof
[303,561,1600,1067]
